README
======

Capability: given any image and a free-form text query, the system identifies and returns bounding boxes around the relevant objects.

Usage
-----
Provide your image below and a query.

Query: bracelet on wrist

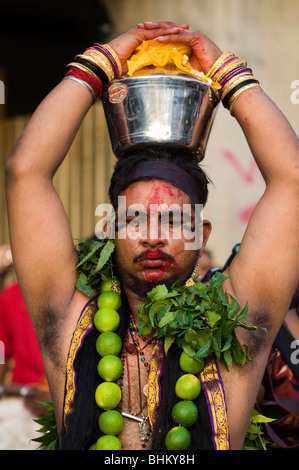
[63,43,122,103]
[206,51,261,114]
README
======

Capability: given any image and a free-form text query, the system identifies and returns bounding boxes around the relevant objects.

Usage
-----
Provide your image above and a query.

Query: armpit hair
[36,304,64,371]
[240,310,271,360]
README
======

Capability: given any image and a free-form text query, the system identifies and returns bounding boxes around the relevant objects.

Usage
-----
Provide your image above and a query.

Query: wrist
[206,51,261,115]
[63,44,122,103]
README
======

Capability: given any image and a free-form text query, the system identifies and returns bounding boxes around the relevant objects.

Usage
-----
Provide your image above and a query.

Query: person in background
[0,245,50,450]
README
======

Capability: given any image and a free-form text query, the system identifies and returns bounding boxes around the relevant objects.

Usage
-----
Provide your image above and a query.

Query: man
[5,22,299,450]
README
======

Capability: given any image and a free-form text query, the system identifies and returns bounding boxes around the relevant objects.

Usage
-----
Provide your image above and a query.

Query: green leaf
[164,336,176,356]
[176,309,190,327]
[75,239,104,268]
[205,310,221,327]
[75,272,95,298]
[227,297,240,318]
[193,338,212,359]
[148,284,169,300]
[91,239,115,275]
[235,302,249,320]
[223,349,232,367]
[158,309,176,328]
[209,271,228,288]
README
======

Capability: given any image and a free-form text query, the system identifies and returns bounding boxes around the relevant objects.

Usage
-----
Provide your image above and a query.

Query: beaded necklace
[75,240,253,450]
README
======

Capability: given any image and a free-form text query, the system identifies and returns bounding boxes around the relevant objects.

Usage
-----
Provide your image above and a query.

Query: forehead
[120,179,191,209]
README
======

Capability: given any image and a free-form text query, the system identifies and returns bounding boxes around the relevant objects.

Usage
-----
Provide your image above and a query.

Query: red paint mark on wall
[221,149,262,224]
[222,149,258,184]
[239,204,256,223]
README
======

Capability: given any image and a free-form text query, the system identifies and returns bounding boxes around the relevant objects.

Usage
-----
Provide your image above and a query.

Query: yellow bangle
[221,73,254,101]
[206,51,235,78]
[229,83,261,115]
[67,62,103,84]
[212,59,247,83]
[102,44,123,78]
[81,51,115,82]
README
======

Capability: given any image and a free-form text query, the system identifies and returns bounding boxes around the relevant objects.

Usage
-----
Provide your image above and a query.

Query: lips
[135,250,175,273]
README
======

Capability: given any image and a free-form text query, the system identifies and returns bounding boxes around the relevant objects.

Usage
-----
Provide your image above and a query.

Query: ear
[200,219,212,254]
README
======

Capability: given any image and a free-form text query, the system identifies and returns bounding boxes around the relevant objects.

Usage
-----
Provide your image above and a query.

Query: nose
[140,213,168,248]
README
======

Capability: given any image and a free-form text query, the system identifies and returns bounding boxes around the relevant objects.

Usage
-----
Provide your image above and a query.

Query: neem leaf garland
[136,272,258,369]
[75,238,260,370]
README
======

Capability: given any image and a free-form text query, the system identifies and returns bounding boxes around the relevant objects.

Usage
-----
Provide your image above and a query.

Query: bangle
[69,57,109,87]
[79,50,114,82]
[63,76,97,103]
[229,83,261,115]
[221,74,256,102]
[220,67,253,87]
[222,78,260,109]
[93,44,122,79]
[64,43,121,103]
[206,51,235,78]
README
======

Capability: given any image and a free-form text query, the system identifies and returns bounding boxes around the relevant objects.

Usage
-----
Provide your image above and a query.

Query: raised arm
[5,25,185,336]
[154,25,299,340]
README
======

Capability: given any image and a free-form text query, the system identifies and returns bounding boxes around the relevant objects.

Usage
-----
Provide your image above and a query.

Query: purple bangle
[92,44,121,79]
[212,56,237,79]
[220,67,252,87]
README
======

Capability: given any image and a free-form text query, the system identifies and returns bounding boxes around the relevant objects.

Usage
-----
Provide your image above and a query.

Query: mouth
[135,250,175,280]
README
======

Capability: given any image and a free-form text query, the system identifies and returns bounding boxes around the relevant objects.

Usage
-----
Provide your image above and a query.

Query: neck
[123,286,146,320]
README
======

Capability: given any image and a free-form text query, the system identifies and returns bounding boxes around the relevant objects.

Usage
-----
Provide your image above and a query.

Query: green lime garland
[92,285,124,450]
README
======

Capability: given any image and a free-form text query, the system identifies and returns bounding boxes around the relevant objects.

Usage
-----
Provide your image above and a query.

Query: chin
[124,272,189,298]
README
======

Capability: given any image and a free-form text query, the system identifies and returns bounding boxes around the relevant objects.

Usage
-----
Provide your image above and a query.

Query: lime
[95,435,122,450]
[98,355,123,381]
[97,291,122,311]
[96,332,122,356]
[165,426,191,450]
[95,382,121,410]
[94,307,120,332]
[175,374,201,400]
[179,351,204,375]
[171,400,198,427]
[98,410,124,435]
[100,277,121,293]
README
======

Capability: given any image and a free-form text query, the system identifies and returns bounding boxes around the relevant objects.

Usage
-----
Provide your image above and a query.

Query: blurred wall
[102,0,299,265]
[1,0,299,267]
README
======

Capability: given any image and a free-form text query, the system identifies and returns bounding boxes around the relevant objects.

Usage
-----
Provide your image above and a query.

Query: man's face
[113,179,210,299]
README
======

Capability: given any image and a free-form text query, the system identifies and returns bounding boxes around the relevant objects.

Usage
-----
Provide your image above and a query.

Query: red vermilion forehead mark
[144,180,183,209]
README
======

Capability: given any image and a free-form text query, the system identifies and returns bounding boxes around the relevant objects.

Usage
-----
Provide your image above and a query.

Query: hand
[108,21,190,74]
[149,26,223,74]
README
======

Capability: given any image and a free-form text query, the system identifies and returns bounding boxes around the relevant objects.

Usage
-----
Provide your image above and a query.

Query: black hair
[108,146,211,209]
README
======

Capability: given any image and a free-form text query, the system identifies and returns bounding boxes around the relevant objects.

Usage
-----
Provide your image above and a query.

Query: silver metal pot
[101,73,220,160]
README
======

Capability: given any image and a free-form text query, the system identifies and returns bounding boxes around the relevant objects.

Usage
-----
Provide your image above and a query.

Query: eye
[161,210,182,229]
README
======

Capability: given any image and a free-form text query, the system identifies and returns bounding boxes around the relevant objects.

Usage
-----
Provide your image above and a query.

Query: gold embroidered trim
[147,340,164,429]
[199,356,230,450]
[63,298,97,426]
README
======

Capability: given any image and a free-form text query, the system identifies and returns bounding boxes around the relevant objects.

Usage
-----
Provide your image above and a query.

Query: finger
[137,21,189,30]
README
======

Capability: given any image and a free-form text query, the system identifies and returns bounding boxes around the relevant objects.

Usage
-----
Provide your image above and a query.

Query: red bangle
[65,66,103,100]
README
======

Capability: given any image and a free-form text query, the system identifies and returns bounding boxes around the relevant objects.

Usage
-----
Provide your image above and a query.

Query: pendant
[139,415,151,442]
[121,412,151,442]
